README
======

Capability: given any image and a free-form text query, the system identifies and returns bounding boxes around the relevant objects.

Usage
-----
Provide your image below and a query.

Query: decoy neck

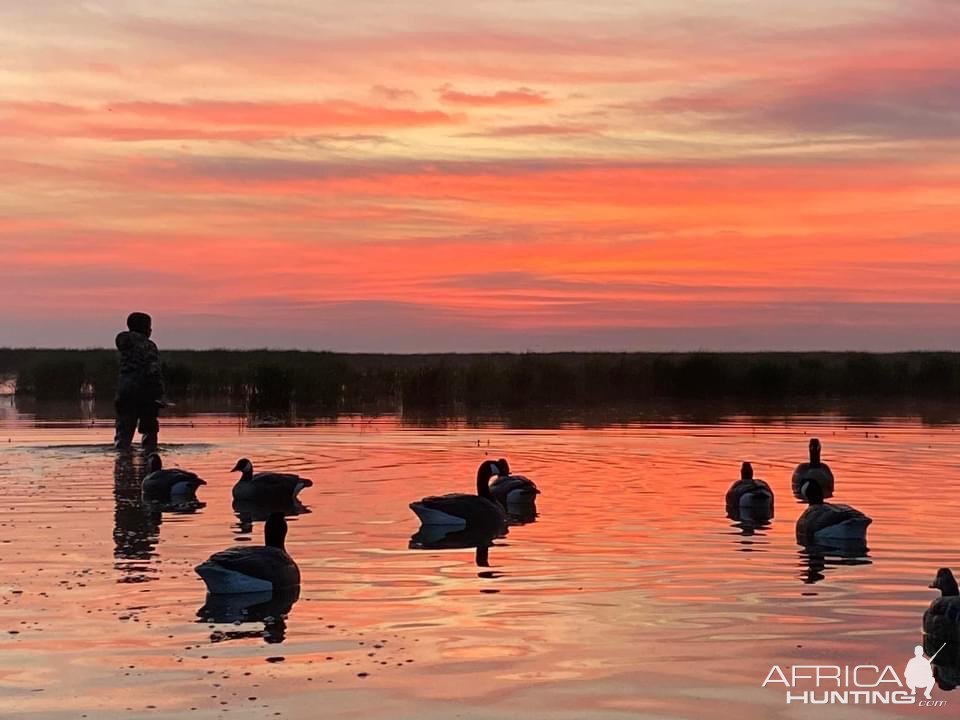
[740,462,753,480]
[476,461,500,499]
[265,513,288,551]
[800,479,824,505]
[496,457,511,476]
[930,568,959,597]
[146,453,163,473]
[809,438,822,466]
[232,458,254,481]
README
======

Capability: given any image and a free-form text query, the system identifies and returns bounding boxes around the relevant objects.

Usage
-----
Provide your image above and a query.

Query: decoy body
[231,458,313,504]
[795,480,871,546]
[924,568,960,638]
[195,513,300,594]
[792,438,835,499]
[725,462,774,519]
[142,453,206,501]
[409,460,506,531]
[490,457,540,505]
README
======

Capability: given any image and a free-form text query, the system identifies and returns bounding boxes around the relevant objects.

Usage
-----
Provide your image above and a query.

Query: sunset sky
[2,1,959,351]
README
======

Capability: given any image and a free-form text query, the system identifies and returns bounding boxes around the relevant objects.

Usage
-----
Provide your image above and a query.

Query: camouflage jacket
[115,331,164,399]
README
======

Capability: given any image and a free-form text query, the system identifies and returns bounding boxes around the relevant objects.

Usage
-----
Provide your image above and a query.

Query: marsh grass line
[2,349,960,414]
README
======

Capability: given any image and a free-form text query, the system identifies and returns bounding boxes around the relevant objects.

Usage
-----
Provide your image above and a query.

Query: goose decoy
[195,513,300,594]
[409,460,506,531]
[923,568,960,638]
[141,452,206,501]
[795,480,871,546]
[725,461,774,519]
[490,457,540,505]
[231,458,313,504]
[791,438,835,499]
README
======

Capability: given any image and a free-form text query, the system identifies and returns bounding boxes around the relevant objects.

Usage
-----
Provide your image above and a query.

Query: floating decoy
[231,458,313,504]
[792,438,835,499]
[490,457,540,505]
[141,452,206,501]
[195,513,300,594]
[725,461,774,519]
[924,568,960,638]
[795,480,871,546]
[409,460,505,531]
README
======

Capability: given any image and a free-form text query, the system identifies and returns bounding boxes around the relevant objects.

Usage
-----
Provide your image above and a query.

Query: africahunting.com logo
[762,643,949,707]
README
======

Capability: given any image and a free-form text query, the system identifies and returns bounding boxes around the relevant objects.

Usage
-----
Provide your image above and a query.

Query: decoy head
[930,568,959,596]
[231,458,253,474]
[476,460,501,498]
[146,452,162,473]
[740,462,753,480]
[809,438,822,462]
[477,460,501,480]
[496,458,511,476]
[265,513,288,550]
[800,479,825,505]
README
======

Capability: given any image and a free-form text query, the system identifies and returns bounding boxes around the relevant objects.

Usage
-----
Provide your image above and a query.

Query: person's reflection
[197,586,301,644]
[113,451,161,582]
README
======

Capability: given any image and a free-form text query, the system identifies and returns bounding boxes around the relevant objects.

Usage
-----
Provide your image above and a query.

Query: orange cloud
[438,87,550,106]
[0,100,459,141]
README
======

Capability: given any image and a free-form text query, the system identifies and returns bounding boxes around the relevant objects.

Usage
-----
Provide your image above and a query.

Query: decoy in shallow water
[141,452,206,501]
[490,457,540,505]
[924,568,960,638]
[409,460,506,531]
[231,458,313,504]
[725,461,774,520]
[791,438,835,499]
[795,480,871,546]
[195,513,300,594]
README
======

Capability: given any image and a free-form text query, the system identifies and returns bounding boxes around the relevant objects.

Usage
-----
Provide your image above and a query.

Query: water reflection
[197,586,300,644]
[729,511,773,540]
[11,395,960,429]
[797,545,872,585]
[409,526,501,571]
[232,499,311,535]
[113,451,161,583]
[727,504,773,534]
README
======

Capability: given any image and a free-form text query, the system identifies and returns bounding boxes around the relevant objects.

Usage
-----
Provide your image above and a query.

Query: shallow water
[1,404,958,719]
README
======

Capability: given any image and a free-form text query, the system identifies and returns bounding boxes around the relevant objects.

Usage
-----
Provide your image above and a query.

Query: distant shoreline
[3,349,960,412]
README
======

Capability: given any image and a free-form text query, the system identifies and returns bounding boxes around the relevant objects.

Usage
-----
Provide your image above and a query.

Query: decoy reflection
[197,585,300,644]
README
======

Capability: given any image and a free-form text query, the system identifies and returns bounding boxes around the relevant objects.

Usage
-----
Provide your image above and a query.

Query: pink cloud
[438,86,550,107]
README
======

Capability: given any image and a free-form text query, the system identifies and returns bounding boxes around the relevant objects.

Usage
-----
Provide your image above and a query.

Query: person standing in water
[114,312,165,450]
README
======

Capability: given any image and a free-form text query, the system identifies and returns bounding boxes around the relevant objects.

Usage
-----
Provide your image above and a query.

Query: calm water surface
[1,402,958,719]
